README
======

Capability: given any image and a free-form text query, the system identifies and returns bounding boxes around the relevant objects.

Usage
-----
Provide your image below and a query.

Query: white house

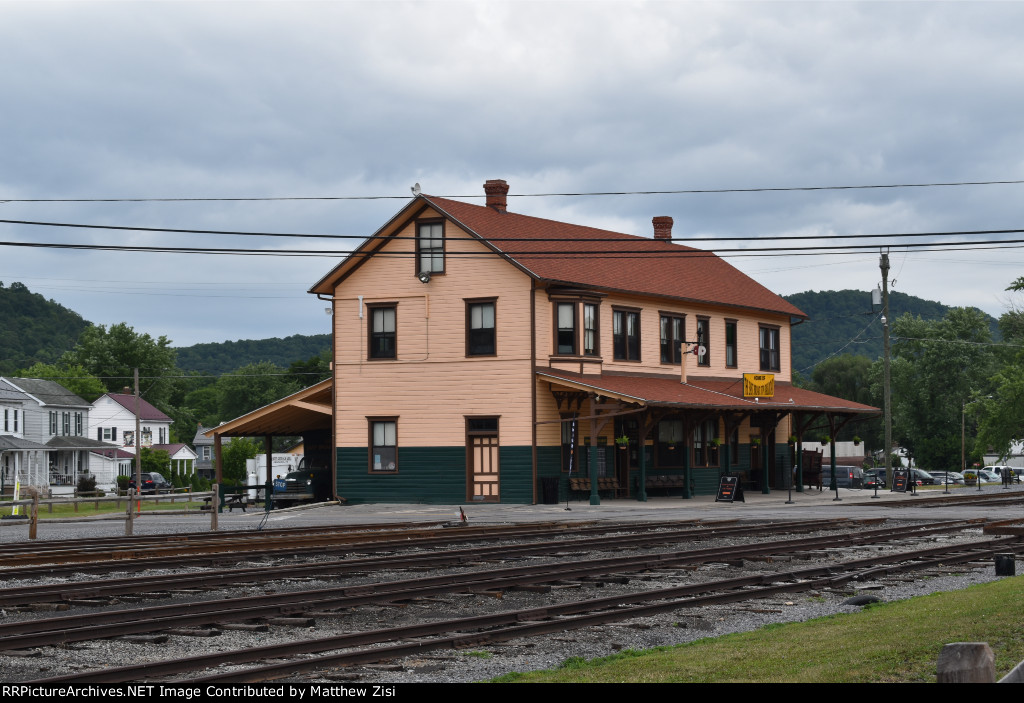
[0,377,111,494]
[89,393,172,453]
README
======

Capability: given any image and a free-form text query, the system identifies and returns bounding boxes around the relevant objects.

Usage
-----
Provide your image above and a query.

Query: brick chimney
[653,216,673,241]
[484,179,509,213]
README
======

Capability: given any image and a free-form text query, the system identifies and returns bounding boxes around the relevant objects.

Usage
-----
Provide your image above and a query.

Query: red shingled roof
[537,369,878,414]
[104,393,172,422]
[423,195,806,318]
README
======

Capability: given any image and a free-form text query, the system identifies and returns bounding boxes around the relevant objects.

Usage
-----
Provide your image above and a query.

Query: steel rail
[31,536,1023,684]
[0,519,711,568]
[0,520,989,650]
[0,517,870,605]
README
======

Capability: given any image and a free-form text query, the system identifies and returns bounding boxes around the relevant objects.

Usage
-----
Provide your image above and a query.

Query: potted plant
[750,436,761,447]
[615,435,630,449]
[787,435,798,445]
[709,438,721,447]
[853,436,862,446]
[820,435,832,446]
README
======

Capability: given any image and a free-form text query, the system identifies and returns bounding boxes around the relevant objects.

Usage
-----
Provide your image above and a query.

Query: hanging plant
[853,436,862,446]
[709,438,721,447]
[787,435,798,445]
[820,436,832,446]
[750,436,762,447]
[615,435,630,448]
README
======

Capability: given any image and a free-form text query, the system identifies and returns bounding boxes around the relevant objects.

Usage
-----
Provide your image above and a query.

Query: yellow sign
[743,373,775,398]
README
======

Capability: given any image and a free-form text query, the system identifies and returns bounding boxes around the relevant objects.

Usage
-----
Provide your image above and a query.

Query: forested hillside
[0,282,90,375]
[784,289,999,373]
[174,334,331,375]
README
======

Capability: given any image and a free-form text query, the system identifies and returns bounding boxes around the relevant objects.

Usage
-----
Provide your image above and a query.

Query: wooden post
[29,489,39,540]
[211,483,219,531]
[126,487,135,536]
[937,642,995,683]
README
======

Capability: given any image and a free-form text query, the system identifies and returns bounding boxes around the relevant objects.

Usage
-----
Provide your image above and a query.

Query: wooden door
[467,418,500,502]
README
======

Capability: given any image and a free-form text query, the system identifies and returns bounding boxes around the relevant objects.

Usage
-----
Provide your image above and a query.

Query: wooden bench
[201,493,247,512]
[568,477,620,498]
[642,474,687,496]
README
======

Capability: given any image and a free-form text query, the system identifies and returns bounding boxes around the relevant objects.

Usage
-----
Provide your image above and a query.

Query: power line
[5,238,1024,259]
[6,216,1024,244]
[3,178,1024,203]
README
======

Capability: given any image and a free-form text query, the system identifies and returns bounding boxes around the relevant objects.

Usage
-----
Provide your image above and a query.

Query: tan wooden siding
[331,218,535,447]
[535,289,792,382]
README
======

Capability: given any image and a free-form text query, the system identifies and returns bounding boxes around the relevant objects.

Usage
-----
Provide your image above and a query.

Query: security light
[418,271,431,284]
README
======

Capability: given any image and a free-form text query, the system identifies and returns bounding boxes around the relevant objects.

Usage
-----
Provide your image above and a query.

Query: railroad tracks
[2,517,1019,683]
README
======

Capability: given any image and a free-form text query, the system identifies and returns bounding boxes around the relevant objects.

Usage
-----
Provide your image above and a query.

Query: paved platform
[2,483,1022,542]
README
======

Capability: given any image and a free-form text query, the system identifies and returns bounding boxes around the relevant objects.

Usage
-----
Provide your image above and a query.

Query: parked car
[824,465,864,489]
[127,472,172,494]
[983,466,1023,484]
[910,469,937,485]
[929,471,965,485]
[864,469,886,488]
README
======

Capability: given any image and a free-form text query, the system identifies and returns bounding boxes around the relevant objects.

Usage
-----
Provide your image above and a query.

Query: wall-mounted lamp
[417,271,432,284]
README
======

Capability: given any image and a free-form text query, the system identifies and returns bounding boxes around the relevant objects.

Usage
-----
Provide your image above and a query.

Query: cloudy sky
[2,1,1024,352]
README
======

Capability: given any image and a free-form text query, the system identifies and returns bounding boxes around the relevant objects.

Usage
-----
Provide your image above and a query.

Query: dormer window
[416,220,444,275]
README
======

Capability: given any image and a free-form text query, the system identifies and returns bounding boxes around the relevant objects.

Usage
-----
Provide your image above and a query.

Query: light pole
[962,396,991,492]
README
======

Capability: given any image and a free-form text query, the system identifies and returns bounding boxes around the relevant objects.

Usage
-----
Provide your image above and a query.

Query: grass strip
[491,574,1024,683]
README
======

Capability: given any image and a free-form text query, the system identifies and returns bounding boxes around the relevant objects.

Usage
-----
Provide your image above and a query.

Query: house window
[62,412,71,435]
[613,309,641,361]
[583,303,599,356]
[159,427,167,444]
[693,418,719,467]
[696,317,710,367]
[75,413,83,436]
[368,305,397,360]
[760,326,780,372]
[556,302,577,355]
[49,412,57,435]
[660,314,684,364]
[202,446,211,460]
[102,427,114,441]
[416,220,444,274]
[466,300,496,356]
[369,419,398,473]
[124,430,135,448]
[725,320,738,368]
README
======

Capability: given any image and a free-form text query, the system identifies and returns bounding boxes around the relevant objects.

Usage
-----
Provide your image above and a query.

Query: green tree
[975,277,1024,460]
[138,447,171,478]
[60,322,179,408]
[16,361,107,402]
[221,437,260,487]
[889,308,997,470]
[806,354,882,447]
[216,361,301,422]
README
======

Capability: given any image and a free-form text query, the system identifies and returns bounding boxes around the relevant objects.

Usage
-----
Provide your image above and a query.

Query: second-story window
[416,221,444,274]
[75,412,83,436]
[613,309,641,361]
[556,302,577,355]
[49,411,57,435]
[583,303,599,356]
[62,412,71,435]
[760,325,780,371]
[368,305,397,360]
[660,314,684,364]
[467,300,496,356]
[725,320,738,368]
[696,317,710,367]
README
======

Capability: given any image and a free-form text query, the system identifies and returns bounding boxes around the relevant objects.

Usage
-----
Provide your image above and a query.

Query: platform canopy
[203,379,332,439]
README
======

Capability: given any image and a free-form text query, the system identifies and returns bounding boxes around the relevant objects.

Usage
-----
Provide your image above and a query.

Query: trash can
[539,477,559,504]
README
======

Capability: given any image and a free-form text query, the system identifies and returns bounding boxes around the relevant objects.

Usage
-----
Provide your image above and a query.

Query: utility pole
[880,250,894,489]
